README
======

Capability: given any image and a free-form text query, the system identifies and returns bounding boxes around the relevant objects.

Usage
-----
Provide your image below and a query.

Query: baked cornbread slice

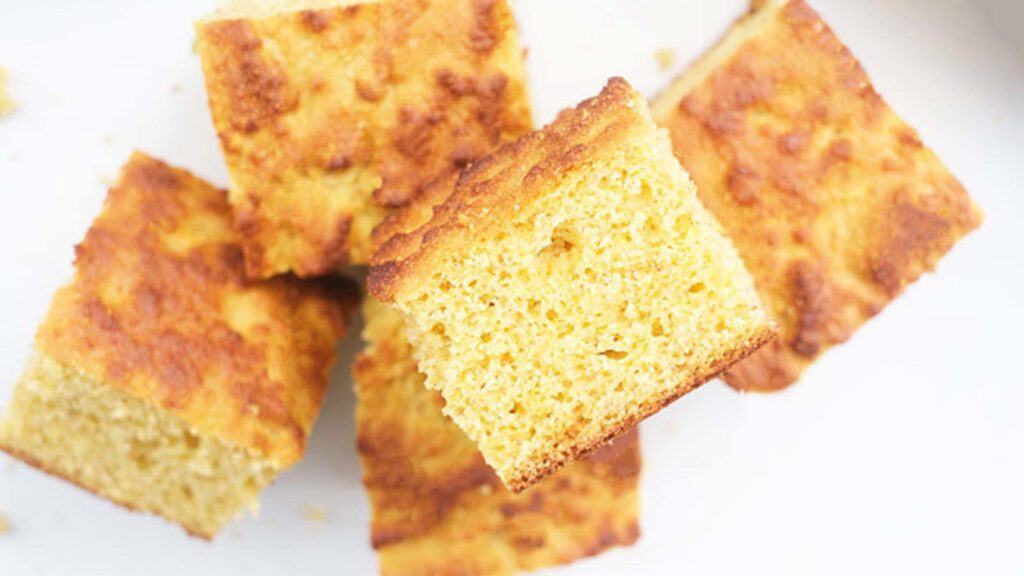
[651,0,983,392]
[196,0,533,278]
[355,299,640,576]
[369,78,776,491]
[0,153,355,538]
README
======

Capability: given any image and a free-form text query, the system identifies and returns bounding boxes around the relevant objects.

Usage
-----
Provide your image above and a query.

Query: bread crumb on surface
[0,513,11,535]
[0,67,16,116]
[303,505,328,526]
[655,47,675,71]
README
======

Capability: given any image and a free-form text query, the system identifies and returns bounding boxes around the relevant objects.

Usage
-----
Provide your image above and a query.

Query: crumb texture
[355,300,640,575]
[196,0,533,277]
[652,0,982,391]
[0,353,277,538]
[370,78,774,490]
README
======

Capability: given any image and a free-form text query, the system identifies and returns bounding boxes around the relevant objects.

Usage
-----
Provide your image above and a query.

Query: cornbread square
[0,153,355,538]
[651,0,983,391]
[355,299,640,576]
[196,0,533,278]
[369,78,776,491]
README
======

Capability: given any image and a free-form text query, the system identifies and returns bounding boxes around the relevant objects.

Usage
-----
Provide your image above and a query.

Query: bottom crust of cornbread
[356,300,641,575]
[0,353,278,539]
[504,325,775,492]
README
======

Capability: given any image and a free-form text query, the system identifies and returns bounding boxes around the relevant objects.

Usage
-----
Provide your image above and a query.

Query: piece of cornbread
[0,67,15,116]
[0,153,355,538]
[355,299,640,576]
[196,0,533,278]
[369,78,775,491]
[651,0,983,392]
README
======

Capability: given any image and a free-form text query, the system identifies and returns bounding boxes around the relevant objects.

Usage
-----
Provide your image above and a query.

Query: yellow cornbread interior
[394,99,772,489]
[0,353,277,539]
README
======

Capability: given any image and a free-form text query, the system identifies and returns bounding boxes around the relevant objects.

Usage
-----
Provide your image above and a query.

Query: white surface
[1,0,1023,574]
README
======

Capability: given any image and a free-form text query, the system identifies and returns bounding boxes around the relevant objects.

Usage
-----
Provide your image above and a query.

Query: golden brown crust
[354,301,640,574]
[196,0,533,278]
[653,0,982,392]
[35,153,355,466]
[368,77,644,299]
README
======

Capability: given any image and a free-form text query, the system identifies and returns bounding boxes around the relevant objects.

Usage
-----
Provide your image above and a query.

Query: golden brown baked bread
[355,298,640,576]
[0,153,355,538]
[369,78,775,491]
[195,0,533,278]
[651,0,983,391]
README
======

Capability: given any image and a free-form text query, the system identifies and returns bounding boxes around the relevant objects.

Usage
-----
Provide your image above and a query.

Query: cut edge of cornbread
[0,352,278,539]
[354,298,642,574]
[371,78,776,492]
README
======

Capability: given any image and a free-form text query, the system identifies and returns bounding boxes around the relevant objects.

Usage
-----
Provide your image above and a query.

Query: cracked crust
[196,0,532,278]
[652,0,982,392]
[354,300,641,573]
[33,153,356,467]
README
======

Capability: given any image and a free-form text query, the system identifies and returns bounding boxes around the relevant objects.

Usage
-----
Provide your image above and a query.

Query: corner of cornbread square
[195,0,533,278]
[0,153,356,538]
[650,0,983,392]
[355,298,640,575]
[368,77,776,491]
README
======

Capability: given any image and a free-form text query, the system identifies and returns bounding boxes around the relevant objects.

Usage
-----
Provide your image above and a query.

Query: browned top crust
[354,301,640,574]
[369,77,647,300]
[652,0,982,391]
[196,0,533,278]
[36,153,355,466]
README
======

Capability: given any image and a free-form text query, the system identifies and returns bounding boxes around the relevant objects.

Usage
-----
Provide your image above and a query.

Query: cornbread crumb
[303,505,328,526]
[355,299,640,575]
[655,47,675,71]
[651,0,982,391]
[370,78,774,491]
[0,153,355,538]
[0,67,16,116]
[0,513,9,535]
[195,0,533,278]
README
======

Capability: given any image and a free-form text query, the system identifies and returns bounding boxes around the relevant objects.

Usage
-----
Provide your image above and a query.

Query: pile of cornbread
[0,0,981,574]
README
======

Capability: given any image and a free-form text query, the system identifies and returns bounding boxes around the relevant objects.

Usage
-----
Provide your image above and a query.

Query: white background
[1,0,1023,574]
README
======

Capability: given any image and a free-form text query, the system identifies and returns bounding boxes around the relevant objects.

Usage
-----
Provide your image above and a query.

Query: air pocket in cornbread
[196,0,533,278]
[355,299,640,576]
[369,78,776,491]
[0,153,355,538]
[650,0,983,392]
